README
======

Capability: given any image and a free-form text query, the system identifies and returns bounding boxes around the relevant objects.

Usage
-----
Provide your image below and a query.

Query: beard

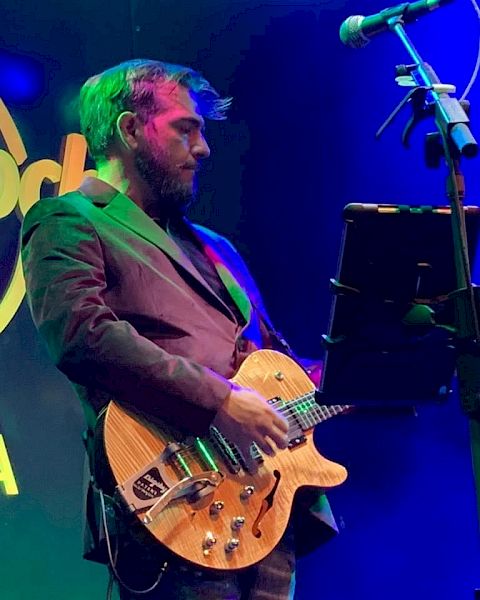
[134,145,197,217]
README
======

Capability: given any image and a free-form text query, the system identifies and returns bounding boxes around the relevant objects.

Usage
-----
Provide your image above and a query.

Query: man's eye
[178,124,193,135]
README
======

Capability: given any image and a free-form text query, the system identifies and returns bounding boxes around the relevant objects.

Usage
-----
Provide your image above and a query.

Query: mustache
[179,162,200,172]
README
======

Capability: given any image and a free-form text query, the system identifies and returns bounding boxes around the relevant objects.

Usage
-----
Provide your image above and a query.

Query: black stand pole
[378,15,480,543]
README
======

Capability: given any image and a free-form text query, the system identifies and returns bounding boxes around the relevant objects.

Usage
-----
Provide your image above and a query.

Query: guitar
[103,349,348,570]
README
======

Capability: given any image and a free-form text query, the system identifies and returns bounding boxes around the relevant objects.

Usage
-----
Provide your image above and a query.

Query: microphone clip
[376,61,472,158]
[375,76,432,148]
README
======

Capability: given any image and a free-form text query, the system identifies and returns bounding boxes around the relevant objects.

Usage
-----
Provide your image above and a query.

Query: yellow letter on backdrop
[0,434,19,495]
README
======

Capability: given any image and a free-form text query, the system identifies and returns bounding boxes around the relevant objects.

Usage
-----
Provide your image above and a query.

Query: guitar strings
[168,400,348,466]
[159,393,349,470]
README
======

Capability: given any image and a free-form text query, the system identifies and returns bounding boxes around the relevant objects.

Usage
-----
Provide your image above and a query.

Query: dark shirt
[166,218,246,326]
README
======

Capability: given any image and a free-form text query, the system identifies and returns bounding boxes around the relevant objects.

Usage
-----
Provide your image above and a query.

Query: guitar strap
[252,303,323,389]
[252,301,301,363]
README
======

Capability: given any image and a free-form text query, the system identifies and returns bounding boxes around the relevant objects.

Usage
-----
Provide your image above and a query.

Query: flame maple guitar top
[103,349,347,570]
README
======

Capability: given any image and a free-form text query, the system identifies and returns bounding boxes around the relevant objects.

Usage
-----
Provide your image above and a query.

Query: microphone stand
[375,16,480,534]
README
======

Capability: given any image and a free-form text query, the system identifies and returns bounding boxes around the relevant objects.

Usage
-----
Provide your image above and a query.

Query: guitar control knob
[209,501,225,515]
[231,516,246,530]
[225,538,240,552]
[240,485,255,500]
[203,532,217,549]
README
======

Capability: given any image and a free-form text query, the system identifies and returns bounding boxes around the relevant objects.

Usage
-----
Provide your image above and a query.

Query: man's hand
[212,385,289,467]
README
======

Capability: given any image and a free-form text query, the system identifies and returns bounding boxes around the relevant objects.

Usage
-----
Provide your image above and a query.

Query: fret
[310,404,324,423]
[304,406,314,428]
[288,393,314,430]
[323,406,335,419]
[318,405,330,421]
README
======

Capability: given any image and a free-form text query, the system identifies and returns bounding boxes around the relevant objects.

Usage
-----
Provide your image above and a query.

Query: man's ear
[116,111,139,151]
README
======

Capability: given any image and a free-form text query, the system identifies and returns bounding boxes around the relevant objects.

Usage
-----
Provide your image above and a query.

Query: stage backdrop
[1,1,480,599]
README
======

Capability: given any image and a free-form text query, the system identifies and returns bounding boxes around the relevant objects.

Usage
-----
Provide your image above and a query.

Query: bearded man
[21,59,336,600]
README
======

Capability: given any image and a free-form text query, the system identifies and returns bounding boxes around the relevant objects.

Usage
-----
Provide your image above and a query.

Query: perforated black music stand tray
[318,203,480,405]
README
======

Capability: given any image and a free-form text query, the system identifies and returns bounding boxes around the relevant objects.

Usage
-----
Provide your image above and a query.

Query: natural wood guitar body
[103,349,347,570]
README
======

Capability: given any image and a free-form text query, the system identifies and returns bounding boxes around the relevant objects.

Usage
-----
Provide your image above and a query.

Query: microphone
[340,0,454,48]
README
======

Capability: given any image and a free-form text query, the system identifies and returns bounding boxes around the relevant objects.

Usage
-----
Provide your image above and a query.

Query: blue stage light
[0,51,44,104]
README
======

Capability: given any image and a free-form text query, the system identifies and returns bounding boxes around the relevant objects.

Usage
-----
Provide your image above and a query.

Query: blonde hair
[79,59,231,162]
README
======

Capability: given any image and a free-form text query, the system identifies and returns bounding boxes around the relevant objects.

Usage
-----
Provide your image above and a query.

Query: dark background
[1,1,480,598]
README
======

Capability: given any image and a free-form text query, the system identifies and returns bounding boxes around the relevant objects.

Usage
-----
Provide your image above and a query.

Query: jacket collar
[78,177,251,324]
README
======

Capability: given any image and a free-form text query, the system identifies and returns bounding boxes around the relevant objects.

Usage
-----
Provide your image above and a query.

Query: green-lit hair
[79,59,231,162]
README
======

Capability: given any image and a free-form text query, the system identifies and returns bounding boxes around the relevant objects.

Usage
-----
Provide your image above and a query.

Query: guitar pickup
[237,443,264,474]
[210,426,241,474]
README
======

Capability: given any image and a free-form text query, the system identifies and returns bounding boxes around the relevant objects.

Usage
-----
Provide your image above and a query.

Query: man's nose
[192,133,210,160]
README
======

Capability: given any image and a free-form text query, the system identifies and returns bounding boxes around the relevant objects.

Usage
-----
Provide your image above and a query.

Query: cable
[99,488,168,597]
[460,0,480,100]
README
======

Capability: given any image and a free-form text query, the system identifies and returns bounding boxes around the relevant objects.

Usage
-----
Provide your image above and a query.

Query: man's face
[134,81,210,215]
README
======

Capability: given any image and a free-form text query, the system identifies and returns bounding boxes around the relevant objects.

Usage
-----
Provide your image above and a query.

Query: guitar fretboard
[278,392,349,431]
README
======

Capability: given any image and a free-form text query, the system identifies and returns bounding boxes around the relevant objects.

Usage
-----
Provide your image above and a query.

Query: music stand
[318,203,480,405]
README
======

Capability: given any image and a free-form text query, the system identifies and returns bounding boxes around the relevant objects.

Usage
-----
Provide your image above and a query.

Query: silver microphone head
[339,15,370,49]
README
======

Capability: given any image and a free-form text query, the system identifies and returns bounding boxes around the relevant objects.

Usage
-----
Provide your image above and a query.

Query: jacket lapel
[191,225,252,325]
[102,191,216,289]
[79,177,251,324]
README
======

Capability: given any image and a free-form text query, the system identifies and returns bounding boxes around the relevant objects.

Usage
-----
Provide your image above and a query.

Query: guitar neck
[278,393,350,431]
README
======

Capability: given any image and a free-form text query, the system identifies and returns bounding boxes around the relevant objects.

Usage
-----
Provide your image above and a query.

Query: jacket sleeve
[21,198,231,435]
